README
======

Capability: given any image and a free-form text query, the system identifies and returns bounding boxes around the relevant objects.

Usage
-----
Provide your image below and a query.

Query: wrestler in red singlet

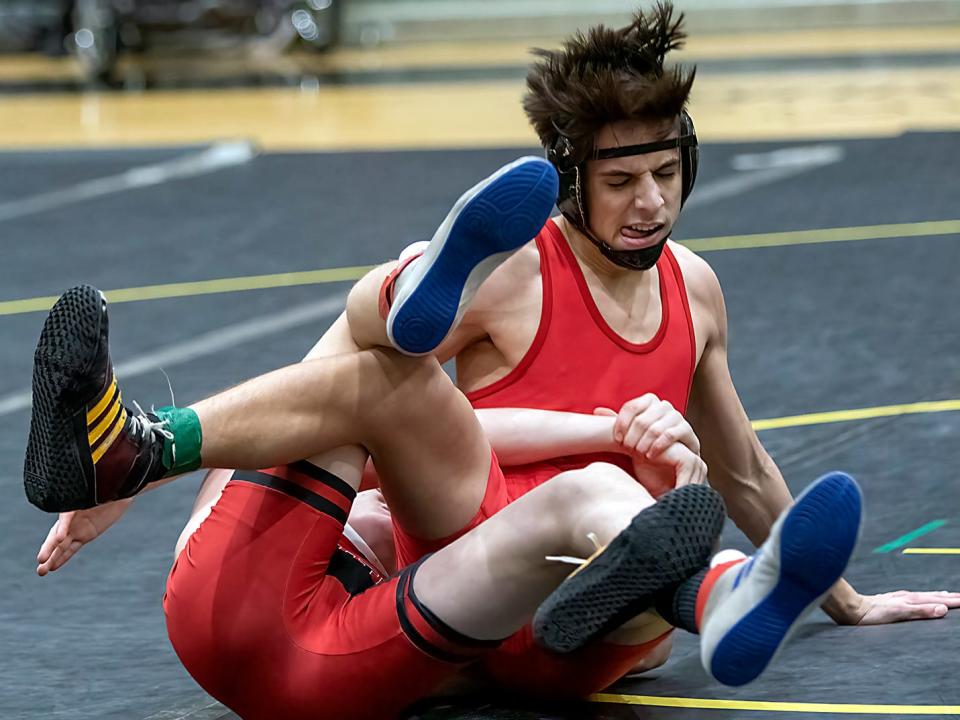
[466,220,696,693]
[392,218,696,564]
[469,218,696,500]
[387,219,696,696]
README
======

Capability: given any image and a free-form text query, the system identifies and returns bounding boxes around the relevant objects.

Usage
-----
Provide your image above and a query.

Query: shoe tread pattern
[24,285,104,511]
[709,472,862,686]
[390,159,559,354]
[534,485,726,653]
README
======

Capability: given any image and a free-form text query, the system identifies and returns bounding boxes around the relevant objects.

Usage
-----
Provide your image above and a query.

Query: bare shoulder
[668,240,724,312]
[436,239,541,360]
[470,239,541,310]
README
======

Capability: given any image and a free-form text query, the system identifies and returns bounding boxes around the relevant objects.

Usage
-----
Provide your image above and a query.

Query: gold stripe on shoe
[86,376,119,425]
[92,407,127,463]
[88,392,123,446]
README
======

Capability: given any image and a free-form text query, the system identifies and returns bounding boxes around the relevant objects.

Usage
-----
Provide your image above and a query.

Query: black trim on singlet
[394,561,476,665]
[288,460,357,502]
[406,559,503,649]
[231,470,349,525]
[328,547,377,595]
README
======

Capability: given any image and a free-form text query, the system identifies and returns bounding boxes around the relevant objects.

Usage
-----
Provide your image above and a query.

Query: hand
[36,498,134,576]
[637,440,707,489]
[596,397,706,494]
[596,394,700,461]
[627,437,707,498]
[847,590,960,624]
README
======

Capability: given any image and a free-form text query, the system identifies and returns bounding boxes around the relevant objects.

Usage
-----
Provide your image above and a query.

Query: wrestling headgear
[547,111,699,271]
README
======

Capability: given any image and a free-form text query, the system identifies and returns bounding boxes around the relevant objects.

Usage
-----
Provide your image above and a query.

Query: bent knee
[550,463,654,505]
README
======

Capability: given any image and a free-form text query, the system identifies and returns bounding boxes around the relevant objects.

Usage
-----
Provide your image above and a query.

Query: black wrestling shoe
[533,484,726,654]
[24,285,171,512]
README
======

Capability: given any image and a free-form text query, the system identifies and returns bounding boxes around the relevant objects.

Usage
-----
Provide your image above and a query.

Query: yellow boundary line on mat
[0,266,376,317]
[4,219,958,317]
[902,548,960,555]
[681,219,960,253]
[751,400,960,431]
[590,693,960,714]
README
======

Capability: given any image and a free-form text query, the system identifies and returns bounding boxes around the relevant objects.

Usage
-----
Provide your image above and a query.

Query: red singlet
[164,463,498,720]
[468,218,697,499]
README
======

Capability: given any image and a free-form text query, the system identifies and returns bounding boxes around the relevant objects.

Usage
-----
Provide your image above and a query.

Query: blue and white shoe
[700,471,863,686]
[386,156,559,355]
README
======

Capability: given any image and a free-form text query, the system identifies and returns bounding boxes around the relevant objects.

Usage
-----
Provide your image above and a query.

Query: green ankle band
[154,406,203,475]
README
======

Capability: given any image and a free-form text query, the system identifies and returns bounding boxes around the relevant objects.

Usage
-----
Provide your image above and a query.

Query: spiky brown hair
[524,2,695,163]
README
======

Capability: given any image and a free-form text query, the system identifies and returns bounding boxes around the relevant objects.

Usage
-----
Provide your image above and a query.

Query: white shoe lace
[546,532,604,567]
[131,400,176,465]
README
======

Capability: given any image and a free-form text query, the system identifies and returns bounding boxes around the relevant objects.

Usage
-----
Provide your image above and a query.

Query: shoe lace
[545,532,603,567]
[131,400,176,465]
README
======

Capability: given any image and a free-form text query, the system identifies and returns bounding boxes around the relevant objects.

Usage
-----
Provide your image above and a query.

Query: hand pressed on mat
[851,590,960,624]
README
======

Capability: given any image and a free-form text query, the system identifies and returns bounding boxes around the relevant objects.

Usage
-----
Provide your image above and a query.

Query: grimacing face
[583,119,683,254]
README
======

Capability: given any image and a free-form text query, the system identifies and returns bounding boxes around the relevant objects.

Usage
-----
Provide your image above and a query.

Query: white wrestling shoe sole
[386,156,558,355]
[700,471,863,686]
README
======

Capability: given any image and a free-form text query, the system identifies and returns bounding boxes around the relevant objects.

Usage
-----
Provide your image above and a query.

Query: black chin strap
[559,208,669,271]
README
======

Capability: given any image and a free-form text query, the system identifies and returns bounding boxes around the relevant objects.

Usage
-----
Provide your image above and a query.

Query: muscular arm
[684,257,863,624]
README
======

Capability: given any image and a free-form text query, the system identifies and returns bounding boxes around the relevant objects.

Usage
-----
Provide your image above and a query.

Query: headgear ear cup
[547,135,586,227]
[679,110,699,205]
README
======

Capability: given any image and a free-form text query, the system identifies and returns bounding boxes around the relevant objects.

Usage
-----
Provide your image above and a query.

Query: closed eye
[654,161,680,179]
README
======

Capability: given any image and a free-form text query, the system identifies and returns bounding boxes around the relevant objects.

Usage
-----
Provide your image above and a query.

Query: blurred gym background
[3,1,960,84]
[1,1,958,130]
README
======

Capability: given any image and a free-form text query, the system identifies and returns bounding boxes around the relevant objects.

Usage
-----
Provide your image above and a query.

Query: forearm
[475,408,619,466]
[706,443,791,546]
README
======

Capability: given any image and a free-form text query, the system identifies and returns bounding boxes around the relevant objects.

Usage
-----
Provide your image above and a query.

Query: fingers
[612,393,700,458]
[38,539,83,576]
[644,412,700,458]
[36,512,80,576]
[614,394,659,442]
[619,403,699,460]
[37,544,61,576]
[896,591,960,608]
[675,462,696,488]
[677,457,708,487]
[635,413,677,456]
[656,443,706,487]
[857,590,960,624]
[875,602,948,623]
[36,520,62,565]
[593,407,617,417]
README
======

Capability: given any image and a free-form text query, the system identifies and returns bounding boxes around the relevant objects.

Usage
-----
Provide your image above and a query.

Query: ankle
[695,553,748,631]
[152,406,203,475]
[377,252,424,320]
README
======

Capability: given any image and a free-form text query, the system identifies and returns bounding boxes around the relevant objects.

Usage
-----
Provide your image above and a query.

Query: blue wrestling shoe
[385,156,559,355]
[700,472,863,686]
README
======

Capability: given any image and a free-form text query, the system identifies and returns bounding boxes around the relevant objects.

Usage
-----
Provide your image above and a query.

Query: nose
[634,173,665,212]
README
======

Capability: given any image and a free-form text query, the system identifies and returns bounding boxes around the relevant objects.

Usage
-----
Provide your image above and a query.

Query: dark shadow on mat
[403,686,691,720]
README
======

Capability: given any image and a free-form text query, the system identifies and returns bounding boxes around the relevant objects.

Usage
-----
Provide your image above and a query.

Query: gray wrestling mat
[2,131,959,719]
